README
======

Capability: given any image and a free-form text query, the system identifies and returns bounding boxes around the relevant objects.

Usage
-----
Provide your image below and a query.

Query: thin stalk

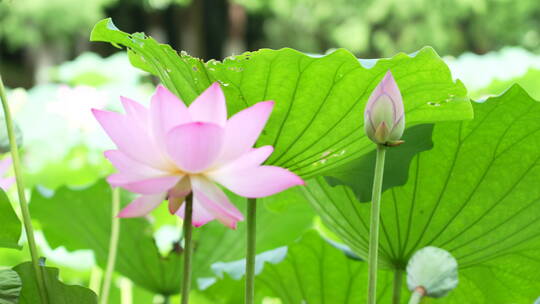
[100,187,121,304]
[181,193,194,304]
[0,74,48,304]
[245,198,257,304]
[367,144,387,304]
[89,267,103,295]
[392,268,403,304]
[407,288,425,304]
[119,278,133,304]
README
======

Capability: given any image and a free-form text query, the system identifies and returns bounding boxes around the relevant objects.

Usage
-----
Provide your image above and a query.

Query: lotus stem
[100,187,121,304]
[0,73,49,304]
[245,198,257,304]
[181,193,194,304]
[392,268,404,304]
[367,144,387,304]
[408,287,426,304]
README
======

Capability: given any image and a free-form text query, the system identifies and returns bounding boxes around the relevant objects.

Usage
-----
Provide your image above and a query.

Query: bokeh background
[0,0,539,302]
[1,0,540,87]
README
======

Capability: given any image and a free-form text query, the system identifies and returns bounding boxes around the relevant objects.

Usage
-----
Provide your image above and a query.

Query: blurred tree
[1,0,539,87]
[234,0,540,57]
[0,0,115,83]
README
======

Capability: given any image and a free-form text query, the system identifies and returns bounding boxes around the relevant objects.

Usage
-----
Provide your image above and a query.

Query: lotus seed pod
[406,246,458,298]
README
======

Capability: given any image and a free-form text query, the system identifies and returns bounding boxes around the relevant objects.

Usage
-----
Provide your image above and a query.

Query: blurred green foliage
[0,0,113,50]
[243,0,540,56]
[1,0,539,58]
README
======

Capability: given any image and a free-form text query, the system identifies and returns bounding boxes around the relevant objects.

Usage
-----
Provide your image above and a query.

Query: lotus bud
[364,71,405,146]
[406,246,459,298]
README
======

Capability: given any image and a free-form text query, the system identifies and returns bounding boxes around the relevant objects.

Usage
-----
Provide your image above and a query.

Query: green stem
[407,289,424,304]
[119,278,133,304]
[89,267,103,294]
[245,198,257,304]
[367,144,387,304]
[392,268,403,304]
[0,74,48,304]
[181,193,193,304]
[100,187,121,304]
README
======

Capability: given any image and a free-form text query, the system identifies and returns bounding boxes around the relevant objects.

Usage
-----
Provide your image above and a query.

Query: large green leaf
[90,18,472,178]
[30,180,314,295]
[0,190,21,250]
[12,262,97,304]
[0,269,21,304]
[303,85,540,302]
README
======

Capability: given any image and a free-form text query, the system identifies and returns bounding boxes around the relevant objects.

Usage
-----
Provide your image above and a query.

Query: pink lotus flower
[0,156,15,191]
[364,71,405,146]
[93,83,304,228]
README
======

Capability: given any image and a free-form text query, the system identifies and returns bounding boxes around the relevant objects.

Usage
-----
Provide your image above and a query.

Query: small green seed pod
[406,246,458,298]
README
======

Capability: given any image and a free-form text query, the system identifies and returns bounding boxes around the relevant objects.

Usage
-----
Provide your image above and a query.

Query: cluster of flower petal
[93,83,304,229]
[364,70,405,146]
